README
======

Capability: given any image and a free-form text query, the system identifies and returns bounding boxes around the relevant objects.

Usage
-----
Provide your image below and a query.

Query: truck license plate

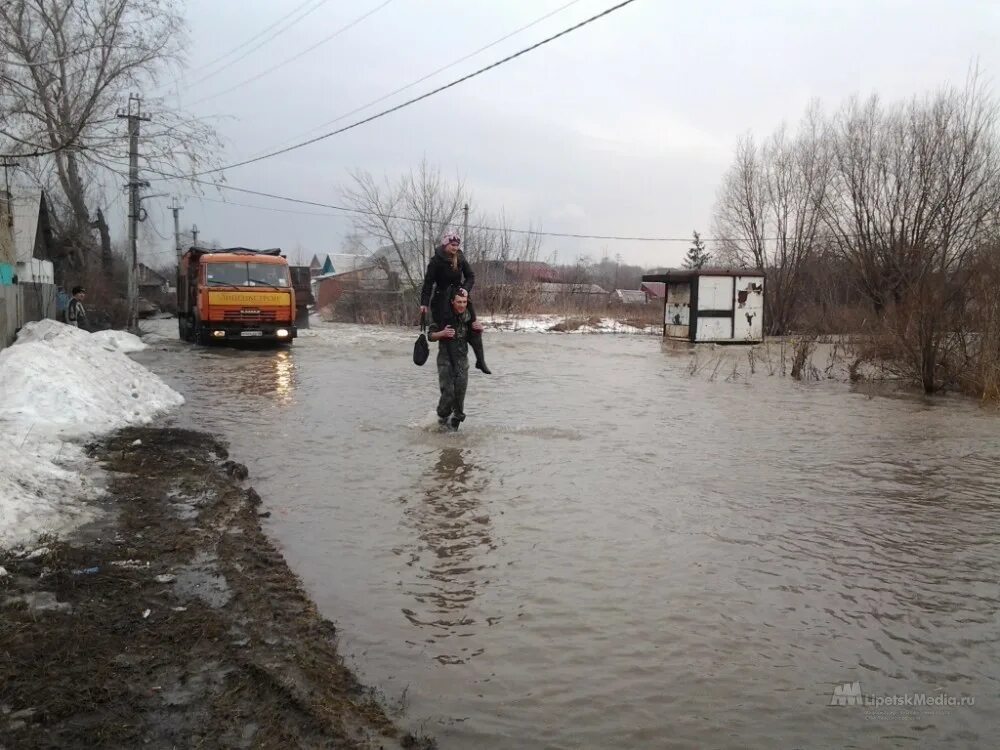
[240,330,263,337]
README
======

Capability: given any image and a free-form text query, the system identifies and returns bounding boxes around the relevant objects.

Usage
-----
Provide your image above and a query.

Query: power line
[184,0,334,89]
[187,0,396,107]
[264,0,586,150]
[152,0,642,180]
[137,163,850,247]
[181,0,320,76]
[150,171,751,243]
[179,191,353,218]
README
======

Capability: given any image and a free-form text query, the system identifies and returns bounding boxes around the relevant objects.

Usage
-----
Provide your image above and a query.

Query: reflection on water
[189,347,298,405]
[271,350,294,404]
[397,447,497,665]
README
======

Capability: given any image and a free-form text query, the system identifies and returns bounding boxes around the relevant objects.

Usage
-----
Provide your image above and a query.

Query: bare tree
[714,106,831,334]
[825,81,1000,309]
[716,73,1000,394]
[465,209,542,316]
[0,0,222,269]
[823,77,1000,391]
[714,134,767,270]
[342,159,466,289]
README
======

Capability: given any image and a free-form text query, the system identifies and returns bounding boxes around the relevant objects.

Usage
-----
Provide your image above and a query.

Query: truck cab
[177,247,298,344]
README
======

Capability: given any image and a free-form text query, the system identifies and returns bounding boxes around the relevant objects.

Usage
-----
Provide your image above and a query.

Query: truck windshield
[205,262,289,287]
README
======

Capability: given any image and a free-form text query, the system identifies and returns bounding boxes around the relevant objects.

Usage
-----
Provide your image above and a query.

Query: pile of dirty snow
[0,320,184,548]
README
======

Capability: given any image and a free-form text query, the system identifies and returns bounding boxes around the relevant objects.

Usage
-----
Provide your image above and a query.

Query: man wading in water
[420,231,490,374]
[428,288,485,430]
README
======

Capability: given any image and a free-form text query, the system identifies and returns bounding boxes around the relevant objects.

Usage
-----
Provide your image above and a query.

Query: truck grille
[223,310,277,321]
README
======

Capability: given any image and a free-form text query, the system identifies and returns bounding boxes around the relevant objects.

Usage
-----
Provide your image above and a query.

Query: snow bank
[0,321,183,549]
[484,315,655,334]
[91,329,148,353]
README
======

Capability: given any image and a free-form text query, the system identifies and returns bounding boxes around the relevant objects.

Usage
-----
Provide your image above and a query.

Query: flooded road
[136,319,1000,749]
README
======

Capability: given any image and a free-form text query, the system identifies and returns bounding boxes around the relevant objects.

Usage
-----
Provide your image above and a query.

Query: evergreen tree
[683,231,710,269]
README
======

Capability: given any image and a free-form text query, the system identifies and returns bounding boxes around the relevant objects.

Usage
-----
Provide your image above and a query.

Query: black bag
[413,313,429,366]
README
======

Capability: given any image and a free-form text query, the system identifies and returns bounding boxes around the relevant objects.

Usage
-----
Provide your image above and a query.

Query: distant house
[312,257,388,310]
[477,260,559,287]
[0,193,14,281]
[534,282,607,305]
[309,255,323,277]
[366,241,427,284]
[640,281,666,302]
[11,189,55,285]
[614,289,648,305]
[308,254,338,276]
[1,189,56,347]
[138,263,172,295]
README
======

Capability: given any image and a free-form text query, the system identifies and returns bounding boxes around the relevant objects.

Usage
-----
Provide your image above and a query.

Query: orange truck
[177,246,297,344]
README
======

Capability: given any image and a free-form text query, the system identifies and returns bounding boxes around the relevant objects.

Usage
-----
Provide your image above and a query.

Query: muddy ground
[0,427,433,750]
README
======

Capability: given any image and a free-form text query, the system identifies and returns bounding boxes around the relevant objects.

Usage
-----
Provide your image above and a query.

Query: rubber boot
[470,332,491,374]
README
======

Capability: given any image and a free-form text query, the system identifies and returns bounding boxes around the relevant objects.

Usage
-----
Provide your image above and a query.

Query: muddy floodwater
[136,319,1000,749]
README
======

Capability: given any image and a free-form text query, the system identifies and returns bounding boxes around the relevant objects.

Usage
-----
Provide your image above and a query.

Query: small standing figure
[420,231,490,374]
[66,286,88,330]
[428,288,485,430]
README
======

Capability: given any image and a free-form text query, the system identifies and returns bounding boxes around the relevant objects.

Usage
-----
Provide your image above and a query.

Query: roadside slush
[0,426,433,750]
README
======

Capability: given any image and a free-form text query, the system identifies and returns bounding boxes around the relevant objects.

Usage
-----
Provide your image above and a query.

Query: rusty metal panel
[733,276,765,341]
[665,281,690,326]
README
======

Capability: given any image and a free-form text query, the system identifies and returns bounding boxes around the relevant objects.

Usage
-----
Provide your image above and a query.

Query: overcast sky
[136,0,1000,270]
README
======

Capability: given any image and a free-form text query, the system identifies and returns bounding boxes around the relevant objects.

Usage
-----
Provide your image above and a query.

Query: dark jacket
[420,247,475,310]
[67,298,87,329]
[429,307,473,362]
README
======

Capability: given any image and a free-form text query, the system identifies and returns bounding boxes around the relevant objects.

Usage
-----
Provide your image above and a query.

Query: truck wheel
[194,315,210,345]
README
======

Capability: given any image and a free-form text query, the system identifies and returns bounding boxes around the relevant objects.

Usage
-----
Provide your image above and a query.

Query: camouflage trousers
[436,350,469,423]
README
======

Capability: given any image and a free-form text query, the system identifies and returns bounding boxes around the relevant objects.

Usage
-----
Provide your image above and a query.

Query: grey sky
[138,0,1000,269]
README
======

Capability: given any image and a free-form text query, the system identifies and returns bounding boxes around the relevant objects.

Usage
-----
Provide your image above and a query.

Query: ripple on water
[133,320,1000,750]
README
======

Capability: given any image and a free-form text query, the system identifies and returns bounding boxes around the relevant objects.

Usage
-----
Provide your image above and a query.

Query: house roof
[312,254,379,281]
[323,253,373,274]
[369,241,421,261]
[615,289,647,303]
[643,267,764,282]
[640,281,665,298]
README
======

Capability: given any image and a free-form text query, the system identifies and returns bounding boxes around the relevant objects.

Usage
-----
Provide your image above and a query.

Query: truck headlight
[212,330,226,338]
[276,328,289,337]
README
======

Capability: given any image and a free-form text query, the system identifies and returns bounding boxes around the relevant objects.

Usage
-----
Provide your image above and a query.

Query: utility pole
[117,94,150,332]
[192,224,199,247]
[1,160,16,237]
[170,198,183,263]
[462,202,469,248]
